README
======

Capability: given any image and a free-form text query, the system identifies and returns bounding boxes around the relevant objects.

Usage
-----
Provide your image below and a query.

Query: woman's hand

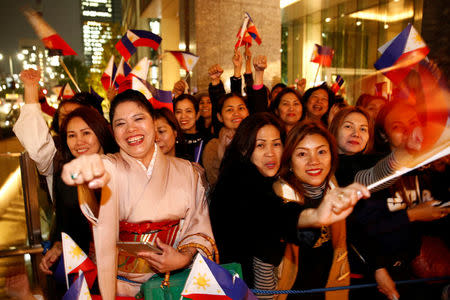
[296,78,306,95]
[208,64,223,86]
[61,154,110,189]
[375,268,400,300]
[407,201,450,222]
[137,238,195,273]
[20,69,41,105]
[172,80,188,98]
[253,55,267,72]
[232,49,243,78]
[39,241,62,275]
[316,183,369,225]
[217,127,235,161]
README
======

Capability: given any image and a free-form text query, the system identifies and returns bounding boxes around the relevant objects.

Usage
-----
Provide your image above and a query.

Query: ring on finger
[70,172,80,180]
[356,190,363,198]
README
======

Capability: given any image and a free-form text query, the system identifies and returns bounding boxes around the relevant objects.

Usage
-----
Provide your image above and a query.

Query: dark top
[209,161,303,286]
[175,132,210,163]
[50,173,92,254]
[335,153,418,273]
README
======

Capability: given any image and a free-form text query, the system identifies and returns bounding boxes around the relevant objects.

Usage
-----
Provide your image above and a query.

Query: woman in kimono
[61,90,213,299]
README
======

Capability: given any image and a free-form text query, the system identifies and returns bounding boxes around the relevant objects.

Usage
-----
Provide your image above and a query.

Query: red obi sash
[118,220,180,274]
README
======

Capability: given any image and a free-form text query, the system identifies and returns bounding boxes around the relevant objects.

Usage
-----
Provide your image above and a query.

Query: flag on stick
[310,44,334,67]
[115,30,162,61]
[23,9,77,56]
[62,271,91,300]
[235,12,262,49]
[182,254,257,300]
[167,51,199,72]
[374,24,429,84]
[331,75,344,94]
[113,58,132,86]
[62,233,97,289]
[101,55,117,91]
[58,83,75,100]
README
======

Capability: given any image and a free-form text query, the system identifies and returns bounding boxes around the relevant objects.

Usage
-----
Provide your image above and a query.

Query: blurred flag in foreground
[62,233,97,289]
[168,51,199,72]
[62,271,91,300]
[24,9,77,56]
[113,58,132,86]
[182,254,257,300]
[101,55,117,91]
[116,30,162,61]
[310,44,334,67]
[235,12,262,49]
[374,24,429,84]
[58,83,75,100]
[331,75,344,94]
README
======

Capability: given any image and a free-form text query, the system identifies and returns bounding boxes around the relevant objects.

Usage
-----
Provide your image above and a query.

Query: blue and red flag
[62,271,91,300]
[331,75,344,94]
[113,58,132,87]
[182,254,257,300]
[374,24,429,84]
[115,30,162,61]
[310,44,334,67]
[167,51,199,72]
[101,55,117,91]
[24,9,77,56]
[235,13,262,49]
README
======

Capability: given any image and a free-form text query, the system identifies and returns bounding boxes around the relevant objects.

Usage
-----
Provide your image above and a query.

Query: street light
[0,53,3,60]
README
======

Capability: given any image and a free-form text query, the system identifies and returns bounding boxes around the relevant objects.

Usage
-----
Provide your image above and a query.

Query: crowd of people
[8,45,450,300]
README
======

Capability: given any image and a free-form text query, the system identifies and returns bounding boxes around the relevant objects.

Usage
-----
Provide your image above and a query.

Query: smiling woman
[61,90,213,299]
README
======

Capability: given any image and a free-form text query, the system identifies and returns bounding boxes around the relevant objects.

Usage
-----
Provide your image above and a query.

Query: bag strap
[160,233,218,288]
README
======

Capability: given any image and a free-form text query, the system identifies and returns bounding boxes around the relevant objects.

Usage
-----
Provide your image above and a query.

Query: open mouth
[76,148,89,154]
[232,118,242,123]
[313,105,323,111]
[347,140,360,146]
[265,162,277,169]
[127,135,144,145]
[306,168,322,176]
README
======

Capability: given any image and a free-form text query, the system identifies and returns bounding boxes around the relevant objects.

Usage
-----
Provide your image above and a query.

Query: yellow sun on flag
[187,58,193,65]
[193,273,210,290]
[70,245,83,260]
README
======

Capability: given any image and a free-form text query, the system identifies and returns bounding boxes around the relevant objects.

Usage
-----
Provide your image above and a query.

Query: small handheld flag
[116,30,162,61]
[62,233,97,289]
[374,24,429,84]
[182,254,257,300]
[58,83,75,100]
[310,44,334,67]
[62,271,91,300]
[113,58,132,86]
[167,51,199,72]
[331,75,344,94]
[24,8,77,56]
[235,12,262,49]
[101,55,117,91]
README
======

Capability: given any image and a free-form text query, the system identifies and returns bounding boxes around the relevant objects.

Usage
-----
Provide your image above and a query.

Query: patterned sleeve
[354,152,399,192]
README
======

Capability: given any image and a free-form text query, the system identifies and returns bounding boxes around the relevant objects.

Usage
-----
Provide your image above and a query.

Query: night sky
[0,0,83,75]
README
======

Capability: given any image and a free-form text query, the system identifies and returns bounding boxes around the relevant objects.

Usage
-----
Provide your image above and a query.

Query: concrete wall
[194,0,281,92]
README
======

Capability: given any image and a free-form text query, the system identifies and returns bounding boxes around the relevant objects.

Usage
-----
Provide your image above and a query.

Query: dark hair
[195,92,209,103]
[302,83,335,125]
[219,112,285,174]
[217,93,247,116]
[51,92,104,134]
[279,121,338,200]
[154,107,184,144]
[270,83,287,98]
[356,94,387,108]
[173,94,199,113]
[57,106,118,173]
[109,89,154,122]
[328,106,374,154]
[269,87,304,119]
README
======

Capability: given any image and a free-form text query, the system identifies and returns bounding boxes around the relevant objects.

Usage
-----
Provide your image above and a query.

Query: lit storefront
[281,0,423,103]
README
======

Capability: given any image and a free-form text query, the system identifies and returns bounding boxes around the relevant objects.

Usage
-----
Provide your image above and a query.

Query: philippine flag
[310,44,334,67]
[374,24,429,84]
[58,83,75,100]
[101,55,117,91]
[116,30,162,61]
[331,75,344,94]
[113,58,132,86]
[24,9,77,56]
[182,254,257,300]
[62,233,97,289]
[168,51,199,72]
[62,271,91,300]
[235,13,261,49]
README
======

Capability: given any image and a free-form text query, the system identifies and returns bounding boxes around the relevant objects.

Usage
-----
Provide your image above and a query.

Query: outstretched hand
[61,154,110,189]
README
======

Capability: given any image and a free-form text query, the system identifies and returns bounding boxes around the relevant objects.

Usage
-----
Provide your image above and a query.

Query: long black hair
[302,83,335,125]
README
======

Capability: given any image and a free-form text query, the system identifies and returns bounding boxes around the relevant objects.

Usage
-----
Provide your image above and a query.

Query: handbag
[137,233,243,300]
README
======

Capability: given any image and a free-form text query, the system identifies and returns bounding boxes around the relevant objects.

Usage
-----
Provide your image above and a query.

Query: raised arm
[246,55,269,113]
[13,69,56,177]
[230,49,243,94]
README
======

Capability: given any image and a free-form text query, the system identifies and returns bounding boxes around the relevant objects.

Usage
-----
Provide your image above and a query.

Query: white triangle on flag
[131,77,152,100]
[404,25,427,53]
[181,53,199,72]
[182,254,227,297]
[62,232,88,273]
[78,270,92,300]
[130,57,149,81]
